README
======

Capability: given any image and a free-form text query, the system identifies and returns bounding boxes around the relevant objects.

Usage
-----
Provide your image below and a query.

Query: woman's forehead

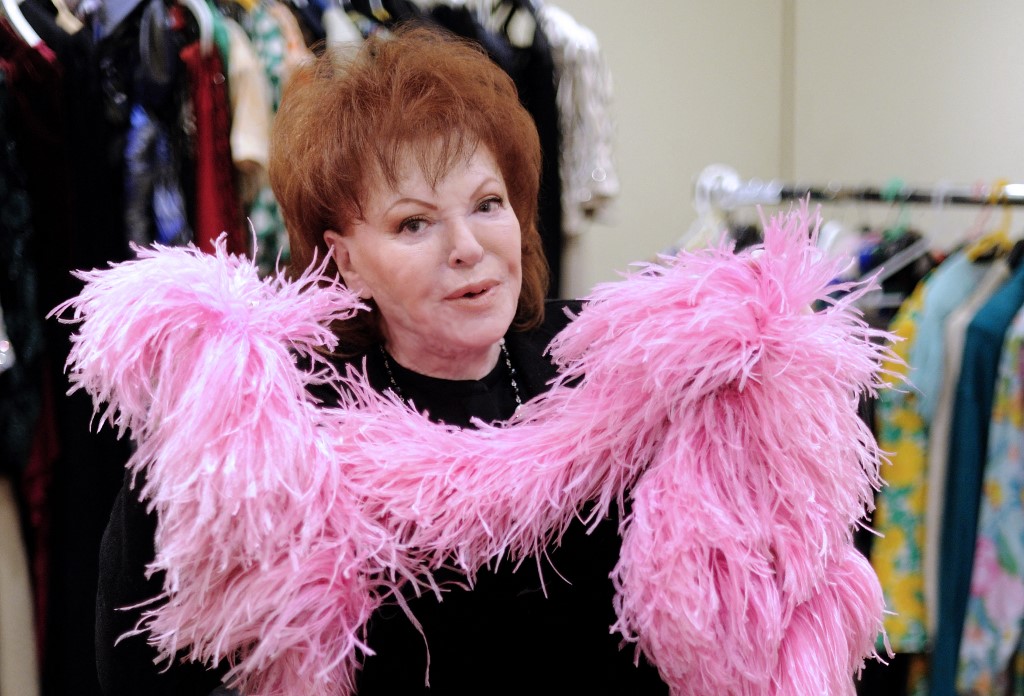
[367,139,495,193]
[378,136,484,185]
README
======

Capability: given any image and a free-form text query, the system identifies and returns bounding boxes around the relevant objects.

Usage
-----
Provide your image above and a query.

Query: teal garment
[908,251,992,422]
[240,3,288,276]
[932,262,1024,696]
[241,3,286,109]
[209,0,230,69]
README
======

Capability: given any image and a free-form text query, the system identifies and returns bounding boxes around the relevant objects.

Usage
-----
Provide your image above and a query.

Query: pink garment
[55,205,892,695]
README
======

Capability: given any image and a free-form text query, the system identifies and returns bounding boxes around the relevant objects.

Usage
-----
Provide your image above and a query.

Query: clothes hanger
[879,177,911,240]
[178,0,214,55]
[1,0,43,47]
[853,177,932,293]
[138,0,176,101]
[816,185,861,260]
[816,192,861,274]
[51,0,83,33]
[384,0,425,22]
[367,0,391,22]
[966,179,1015,262]
[927,179,955,249]
[870,235,931,286]
[960,179,997,247]
[227,0,258,16]
[679,164,744,252]
[854,227,933,311]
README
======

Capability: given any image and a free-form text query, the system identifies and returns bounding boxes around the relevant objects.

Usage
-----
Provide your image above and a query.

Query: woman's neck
[383,341,502,381]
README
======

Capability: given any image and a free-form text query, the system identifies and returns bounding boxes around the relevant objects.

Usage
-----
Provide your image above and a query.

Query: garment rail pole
[694,165,1024,212]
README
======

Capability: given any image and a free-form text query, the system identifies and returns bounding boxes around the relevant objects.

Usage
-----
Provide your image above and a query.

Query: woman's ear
[323,230,372,300]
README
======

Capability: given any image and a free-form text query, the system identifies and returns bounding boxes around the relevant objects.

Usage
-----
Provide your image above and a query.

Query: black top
[95,299,668,695]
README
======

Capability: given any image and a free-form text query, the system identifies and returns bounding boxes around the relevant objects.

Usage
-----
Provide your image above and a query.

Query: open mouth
[449,283,494,300]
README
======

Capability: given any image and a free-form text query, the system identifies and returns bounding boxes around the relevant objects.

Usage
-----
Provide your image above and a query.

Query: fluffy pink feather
[558,206,890,693]
[54,244,393,691]
[55,205,894,695]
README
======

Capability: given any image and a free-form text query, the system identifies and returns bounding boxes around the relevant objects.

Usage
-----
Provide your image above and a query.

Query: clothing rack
[695,164,1024,212]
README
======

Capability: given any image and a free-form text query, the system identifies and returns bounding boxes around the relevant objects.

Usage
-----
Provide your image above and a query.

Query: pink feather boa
[55,205,894,695]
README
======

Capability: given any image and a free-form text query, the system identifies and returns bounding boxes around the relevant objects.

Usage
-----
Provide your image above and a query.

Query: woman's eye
[399,217,427,234]
[477,196,503,213]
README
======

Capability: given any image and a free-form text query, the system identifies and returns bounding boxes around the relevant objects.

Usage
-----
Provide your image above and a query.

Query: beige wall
[552,1,1024,296]
[553,0,785,297]
[791,2,1024,247]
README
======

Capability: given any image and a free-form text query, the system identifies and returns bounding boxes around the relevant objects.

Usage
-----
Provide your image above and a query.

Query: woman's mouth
[447,282,495,300]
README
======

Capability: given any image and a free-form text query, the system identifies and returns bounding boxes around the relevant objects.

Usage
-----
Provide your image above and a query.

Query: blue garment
[908,252,992,422]
[931,262,1024,696]
[124,104,192,248]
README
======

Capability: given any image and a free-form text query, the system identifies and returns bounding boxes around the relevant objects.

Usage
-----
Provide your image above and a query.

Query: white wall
[551,1,1024,296]
[793,2,1024,184]
[552,0,784,297]
[791,2,1024,248]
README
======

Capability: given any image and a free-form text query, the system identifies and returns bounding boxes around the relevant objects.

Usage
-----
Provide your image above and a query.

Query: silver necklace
[379,338,523,412]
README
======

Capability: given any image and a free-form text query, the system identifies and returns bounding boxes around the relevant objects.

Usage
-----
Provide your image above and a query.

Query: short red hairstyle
[269,24,548,354]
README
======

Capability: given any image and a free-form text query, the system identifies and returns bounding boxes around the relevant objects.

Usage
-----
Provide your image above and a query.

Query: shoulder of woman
[541,298,585,335]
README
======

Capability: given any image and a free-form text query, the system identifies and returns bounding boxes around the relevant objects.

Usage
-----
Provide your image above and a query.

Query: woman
[85,18,888,696]
[270,25,669,694]
[95,24,668,695]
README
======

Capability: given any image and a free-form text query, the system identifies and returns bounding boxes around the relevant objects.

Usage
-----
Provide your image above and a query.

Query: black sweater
[95,300,668,695]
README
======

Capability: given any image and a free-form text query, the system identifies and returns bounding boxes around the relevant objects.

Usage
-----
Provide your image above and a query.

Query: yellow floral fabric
[872,280,930,652]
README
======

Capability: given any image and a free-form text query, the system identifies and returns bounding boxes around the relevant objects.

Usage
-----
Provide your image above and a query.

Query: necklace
[379,338,523,413]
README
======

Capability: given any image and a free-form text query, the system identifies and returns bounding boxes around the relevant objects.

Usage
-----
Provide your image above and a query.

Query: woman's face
[324,144,523,379]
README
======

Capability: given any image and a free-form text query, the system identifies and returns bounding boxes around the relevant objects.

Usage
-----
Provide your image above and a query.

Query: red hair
[269,24,548,354]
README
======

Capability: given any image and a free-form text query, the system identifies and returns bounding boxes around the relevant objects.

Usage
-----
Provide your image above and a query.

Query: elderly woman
[85,16,889,696]
[95,24,667,695]
[270,25,669,694]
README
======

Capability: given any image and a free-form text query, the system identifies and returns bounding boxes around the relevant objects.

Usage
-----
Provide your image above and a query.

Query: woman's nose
[447,218,485,267]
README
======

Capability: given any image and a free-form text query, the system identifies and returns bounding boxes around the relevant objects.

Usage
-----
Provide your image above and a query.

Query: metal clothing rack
[694,164,1024,212]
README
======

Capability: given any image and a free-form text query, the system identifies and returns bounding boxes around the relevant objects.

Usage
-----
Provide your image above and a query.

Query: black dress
[95,299,668,695]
